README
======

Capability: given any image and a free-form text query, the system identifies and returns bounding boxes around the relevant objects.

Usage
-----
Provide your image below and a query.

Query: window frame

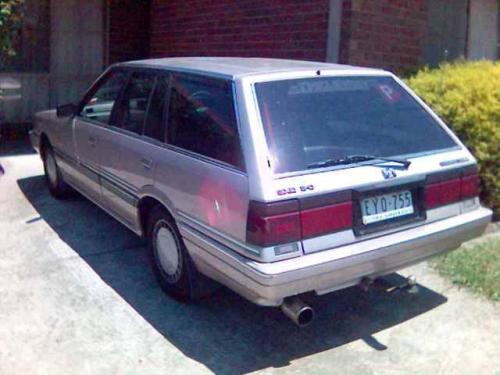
[76,66,246,174]
[164,72,246,172]
[76,68,130,126]
[110,70,158,137]
[141,72,171,143]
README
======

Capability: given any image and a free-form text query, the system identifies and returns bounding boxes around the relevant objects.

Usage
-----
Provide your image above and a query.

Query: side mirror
[56,103,77,118]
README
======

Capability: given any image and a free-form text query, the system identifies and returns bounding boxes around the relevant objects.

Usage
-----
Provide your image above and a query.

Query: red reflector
[301,202,353,239]
[247,209,301,247]
[425,178,461,209]
[461,173,480,199]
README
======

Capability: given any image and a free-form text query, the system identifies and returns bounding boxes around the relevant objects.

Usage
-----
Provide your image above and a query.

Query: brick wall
[150,0,329,61]
[108,0,151,64]
[339,0,428,72]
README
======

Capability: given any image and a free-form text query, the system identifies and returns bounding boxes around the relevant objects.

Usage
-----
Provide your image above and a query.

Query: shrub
[407,61,499,217]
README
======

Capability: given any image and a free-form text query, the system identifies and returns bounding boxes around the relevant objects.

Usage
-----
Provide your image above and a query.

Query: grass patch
[432,237,500,301]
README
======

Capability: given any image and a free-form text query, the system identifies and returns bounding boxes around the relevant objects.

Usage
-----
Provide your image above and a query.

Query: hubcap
[155,223,180,281]
[46,152,58,186]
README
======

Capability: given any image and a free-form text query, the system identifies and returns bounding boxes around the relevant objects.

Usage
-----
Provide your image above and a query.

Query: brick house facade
[112,0,432,73]
[149,0,330,62]
[1,0,498,126]
[338,0,427,70]
[111,0,498,73]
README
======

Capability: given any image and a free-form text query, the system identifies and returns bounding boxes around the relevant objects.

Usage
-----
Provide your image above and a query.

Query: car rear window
[255,76,458,174]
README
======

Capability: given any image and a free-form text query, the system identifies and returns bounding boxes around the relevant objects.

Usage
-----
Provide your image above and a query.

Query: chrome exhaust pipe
[280,297,315,327]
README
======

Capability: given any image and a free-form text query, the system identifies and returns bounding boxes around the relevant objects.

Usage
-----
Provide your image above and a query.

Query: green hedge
[407,61,499,217]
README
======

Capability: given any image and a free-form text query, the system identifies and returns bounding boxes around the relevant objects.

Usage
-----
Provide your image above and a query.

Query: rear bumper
[182,207,492,306]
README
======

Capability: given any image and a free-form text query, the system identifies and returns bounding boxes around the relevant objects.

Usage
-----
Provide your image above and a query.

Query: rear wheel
[148,206,203,302]
[42,145,68,198]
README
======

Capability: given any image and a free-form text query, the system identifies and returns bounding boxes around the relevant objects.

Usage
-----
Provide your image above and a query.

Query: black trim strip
[99,167,138,196]
[53,145,139,207]
[248,199,299,216]
[300,190,353,210]
[101,178,138,206]
[78,161,100,184]
[426,164,478,184]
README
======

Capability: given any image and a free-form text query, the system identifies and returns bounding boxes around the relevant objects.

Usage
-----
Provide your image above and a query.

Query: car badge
[382,168,397,180]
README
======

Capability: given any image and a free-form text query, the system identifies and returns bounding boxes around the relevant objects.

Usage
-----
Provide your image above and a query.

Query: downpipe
[280,297,315,327]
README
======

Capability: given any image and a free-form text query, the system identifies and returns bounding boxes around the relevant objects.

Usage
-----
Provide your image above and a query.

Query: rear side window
[114,72,155,134]
[166,73,243,170]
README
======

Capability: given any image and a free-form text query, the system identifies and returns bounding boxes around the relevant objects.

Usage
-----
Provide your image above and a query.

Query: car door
[72,70,129,203]
[98,70,162,228]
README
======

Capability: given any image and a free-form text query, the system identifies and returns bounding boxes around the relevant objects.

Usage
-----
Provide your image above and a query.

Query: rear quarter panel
[154,147,250,243]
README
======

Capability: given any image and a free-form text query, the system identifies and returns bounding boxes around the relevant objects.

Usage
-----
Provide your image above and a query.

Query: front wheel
[148,206,203,302]
[42,145,68,198]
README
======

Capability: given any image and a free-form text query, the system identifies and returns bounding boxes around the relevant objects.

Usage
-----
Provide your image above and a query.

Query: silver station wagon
[30,58,492,326]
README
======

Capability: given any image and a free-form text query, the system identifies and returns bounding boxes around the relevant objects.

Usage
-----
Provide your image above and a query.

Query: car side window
[113,72,156,135]
[166,73,243,169]
[144,75,169,141]
[80,71,128,124]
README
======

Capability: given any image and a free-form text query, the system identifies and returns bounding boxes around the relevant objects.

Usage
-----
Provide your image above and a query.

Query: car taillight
[301,202,353,239]
[424,178,461,209]
[246,199,353,247]
[425,172,480,209]
[246,200,301,247]
[460,173,480,199]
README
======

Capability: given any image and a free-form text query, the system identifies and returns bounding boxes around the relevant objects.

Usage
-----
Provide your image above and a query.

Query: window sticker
[377,84,401,103]
[288,80,370,95]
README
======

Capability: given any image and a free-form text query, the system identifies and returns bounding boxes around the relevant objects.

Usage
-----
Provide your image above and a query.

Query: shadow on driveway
[18,175,447,375]
[0,139,35,157]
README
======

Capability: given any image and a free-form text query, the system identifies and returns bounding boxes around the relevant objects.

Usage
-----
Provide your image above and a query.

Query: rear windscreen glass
[255,76,458,174]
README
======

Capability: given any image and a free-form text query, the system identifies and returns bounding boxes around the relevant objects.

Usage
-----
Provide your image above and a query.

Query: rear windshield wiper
[307,155,411,170]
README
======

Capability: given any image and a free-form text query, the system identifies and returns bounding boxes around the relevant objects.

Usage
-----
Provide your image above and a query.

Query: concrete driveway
[0,148,499,374]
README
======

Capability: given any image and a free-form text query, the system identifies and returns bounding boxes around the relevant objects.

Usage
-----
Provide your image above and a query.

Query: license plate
[361,190,414,225]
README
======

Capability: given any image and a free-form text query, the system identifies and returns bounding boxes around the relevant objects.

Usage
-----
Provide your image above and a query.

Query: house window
[467,0,499,60]
[423,0,469,67]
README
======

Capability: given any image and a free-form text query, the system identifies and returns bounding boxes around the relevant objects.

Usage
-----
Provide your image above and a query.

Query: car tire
[43,145,68,198]
[148,206,203,302]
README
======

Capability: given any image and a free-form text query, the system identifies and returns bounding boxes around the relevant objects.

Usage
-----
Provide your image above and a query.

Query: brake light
[246,201,301,247]
[424,178,461,209]
[301,202,353,239]
[246,199,353,247]
[425,172,480,209]
[461,173,480,199]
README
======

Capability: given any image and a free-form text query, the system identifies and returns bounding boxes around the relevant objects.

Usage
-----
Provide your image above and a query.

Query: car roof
[115,57,383,80]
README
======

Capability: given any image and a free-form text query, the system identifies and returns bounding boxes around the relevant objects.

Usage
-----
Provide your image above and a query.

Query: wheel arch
[137,194,176,238]
[39,133,51,159]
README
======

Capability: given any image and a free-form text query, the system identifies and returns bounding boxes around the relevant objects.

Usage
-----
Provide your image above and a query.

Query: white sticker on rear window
[377,84,401,103]
[288,80,370,95]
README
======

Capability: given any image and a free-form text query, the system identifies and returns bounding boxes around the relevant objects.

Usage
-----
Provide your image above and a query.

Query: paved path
[0,152,499,374]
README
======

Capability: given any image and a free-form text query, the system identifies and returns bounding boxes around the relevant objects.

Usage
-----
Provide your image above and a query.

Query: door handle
[88,137,96,147]
[141,157,153,170]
